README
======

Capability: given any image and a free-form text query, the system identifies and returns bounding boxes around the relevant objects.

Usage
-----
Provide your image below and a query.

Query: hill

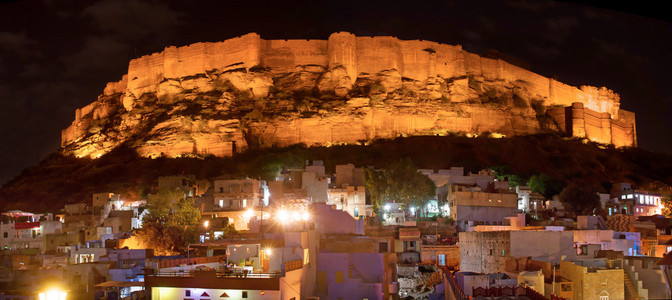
[1,134,670,213]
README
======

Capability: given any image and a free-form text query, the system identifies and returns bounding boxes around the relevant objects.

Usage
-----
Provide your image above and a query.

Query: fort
[61,32,636,158]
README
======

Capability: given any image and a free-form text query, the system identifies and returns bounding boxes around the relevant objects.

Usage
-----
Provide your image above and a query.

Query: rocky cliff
[60,32,636,158]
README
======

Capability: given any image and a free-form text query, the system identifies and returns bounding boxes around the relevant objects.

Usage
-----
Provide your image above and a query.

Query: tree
[528,173,566,198]
[136,189,201,255]
[364,158,436,219]
[558,183,601,216]
[662,194,672,218]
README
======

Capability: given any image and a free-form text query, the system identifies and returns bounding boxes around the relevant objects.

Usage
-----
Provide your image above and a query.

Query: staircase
[596,215,609,230]
[624,272,645,300]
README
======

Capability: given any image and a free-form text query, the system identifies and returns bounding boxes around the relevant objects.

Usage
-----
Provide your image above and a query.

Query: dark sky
[1,0,671,184]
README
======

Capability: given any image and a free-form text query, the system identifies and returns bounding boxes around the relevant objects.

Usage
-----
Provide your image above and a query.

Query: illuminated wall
[62,32,634,150]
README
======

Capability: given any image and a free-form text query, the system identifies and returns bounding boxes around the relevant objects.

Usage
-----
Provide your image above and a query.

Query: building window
[242,199,247,208]
[242,291,248,298]
[501,250,506,256]
[317,271,327,293]
[3,232,7,238]
[335,271,344,283]
[379,242,388,253]
[599,296,609,300]
[185,290,191,297]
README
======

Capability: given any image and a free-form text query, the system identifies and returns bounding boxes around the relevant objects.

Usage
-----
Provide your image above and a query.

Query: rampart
[548,102,636,147]
[62,32,636,152]
[100,32,620,114]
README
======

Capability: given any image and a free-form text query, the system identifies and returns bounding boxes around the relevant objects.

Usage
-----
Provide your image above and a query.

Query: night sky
[1,0,671,184]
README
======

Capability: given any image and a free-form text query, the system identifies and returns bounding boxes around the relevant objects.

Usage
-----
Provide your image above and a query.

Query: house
[558,259,624,300]
[213,179,265,210]
[326,185,366,219]
[317,235,398,300]
[448,184,518,231]
[459,230,602,274]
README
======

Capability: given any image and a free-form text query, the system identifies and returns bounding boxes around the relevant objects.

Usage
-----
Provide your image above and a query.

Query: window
[242,291,248,298]
[379,242,388,253]
[185,290,191,297]
[501,250,506,257]
[242,199,247,208]
[578,245,588,255]
[3,232,7,238]
[600,296,609,300]
[317,271,327,293]
[335,271,344,283]
[409,241,415,248]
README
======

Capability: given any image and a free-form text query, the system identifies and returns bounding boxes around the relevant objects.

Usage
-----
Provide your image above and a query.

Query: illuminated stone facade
[61,32,637,158]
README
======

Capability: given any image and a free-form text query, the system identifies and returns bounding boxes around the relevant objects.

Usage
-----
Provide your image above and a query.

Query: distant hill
[1,134,670,213]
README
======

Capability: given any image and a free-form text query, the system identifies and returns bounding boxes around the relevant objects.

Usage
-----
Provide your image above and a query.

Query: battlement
[61,32,635,155]
[99,32,620,113]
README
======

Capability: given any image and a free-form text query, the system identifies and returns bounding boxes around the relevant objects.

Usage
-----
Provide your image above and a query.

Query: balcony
[146,270,281,291]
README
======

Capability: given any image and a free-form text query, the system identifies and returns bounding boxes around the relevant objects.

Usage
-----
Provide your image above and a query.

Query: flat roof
[95,281,145,288]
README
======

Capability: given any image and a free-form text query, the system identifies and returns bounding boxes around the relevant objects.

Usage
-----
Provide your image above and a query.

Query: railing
[151,270,282,278]
[445,273,468,300]
[285,260,302,272]
[147,255,227,269]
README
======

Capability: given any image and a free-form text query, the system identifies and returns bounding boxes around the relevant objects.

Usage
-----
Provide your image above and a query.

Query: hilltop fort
[61,32,636,158]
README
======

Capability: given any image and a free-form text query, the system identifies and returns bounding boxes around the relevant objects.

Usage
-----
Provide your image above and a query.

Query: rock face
[61,32,637,158]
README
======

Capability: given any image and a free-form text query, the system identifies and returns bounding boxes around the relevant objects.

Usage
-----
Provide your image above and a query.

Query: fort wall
[548,102,636,147]
[113,32,622,114]
[261,39,328,70]
[61,32,636,151]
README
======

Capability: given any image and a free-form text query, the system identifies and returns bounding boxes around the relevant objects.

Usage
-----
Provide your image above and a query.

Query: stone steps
[624,272,645,300]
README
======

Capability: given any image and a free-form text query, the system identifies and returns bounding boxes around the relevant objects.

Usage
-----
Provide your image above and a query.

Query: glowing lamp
[39,288,67,300]
[277,209,289,223]
[203,220,210,228]
[244,209,255,220]
[264,248,272,256]
[302,211,310,221]
[291,211,300,221]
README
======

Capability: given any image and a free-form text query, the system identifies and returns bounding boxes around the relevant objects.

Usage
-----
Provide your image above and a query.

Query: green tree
[363,158,436,218]
[136,189,201,255]
[558,183,601,216]
[529,173,566,198]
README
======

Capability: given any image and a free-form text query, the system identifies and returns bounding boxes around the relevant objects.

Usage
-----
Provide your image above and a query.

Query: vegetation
[134,189,201,255]
[2,134,672,212]
[558,183,602,216]
[363,158,436,219]
[528,173,566,199]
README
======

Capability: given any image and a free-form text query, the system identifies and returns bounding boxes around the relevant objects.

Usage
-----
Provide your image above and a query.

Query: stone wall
[548,102,636,147]
[91,31,623,113]
[459,231,511,273]
[61,32,636,155]
[559,260,624,300]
